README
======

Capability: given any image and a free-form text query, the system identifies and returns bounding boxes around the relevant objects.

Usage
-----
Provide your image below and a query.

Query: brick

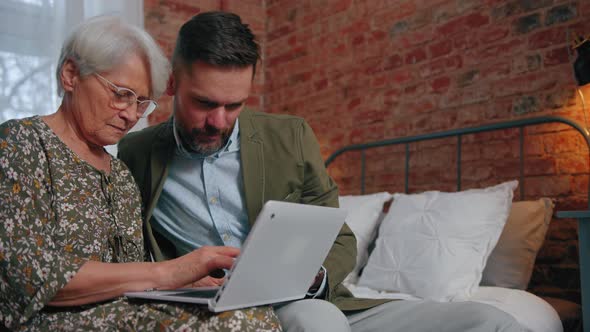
[491,0,553,20]
[389,21,409,39]
[491,2,520,20]
[520,0,554,12]
[524,157,557,175]
[461,144,481,161]
[528,27,566,50]
[440,87,491,108]
[482,140,520,159]
[480,26,510,44]
[396,27,434,48]
[481,61,511,80]
[370,30,387,42]
[512,95,540,115]
[544,47,570,67]
[403,97,436,113]
[353,109,387,126]
[437,12,490,36]
[429,39,453,58]
[512,53,542,74]
[352,34,365,46]
[371,74,387,88]
[340,19,370,36]
[392,69,414,84]
[331,0,353,14]
[545,132,584,154]
[314,79,328,91]
[492,73,558,97]
[405,48,428,65]
[404,83,427,96]
[374,2,417,27]
[453,32,480,51]
[384,54,404,71]
[558,155,588,174]
[526,175,573,197]
[165,1,204,16]
[545,4,578,26]
[513,13,541,34]
[456,70,479,88]
[544,88,577,109]
[268,46,307,66]
[267,25,296,42]
[463,163,494,182]
[430,76,451,94]
[523,138,545,156]
[571,174,589,195]
[419,55,463,78]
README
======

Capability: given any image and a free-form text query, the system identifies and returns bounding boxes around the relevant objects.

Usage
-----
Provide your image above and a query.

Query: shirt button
[210,197,218,204]
[223,234,230,241]
[206,157,214,163]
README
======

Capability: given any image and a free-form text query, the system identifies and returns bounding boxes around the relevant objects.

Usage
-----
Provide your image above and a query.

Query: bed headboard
[325,115,590,208]
[325,115,590,328]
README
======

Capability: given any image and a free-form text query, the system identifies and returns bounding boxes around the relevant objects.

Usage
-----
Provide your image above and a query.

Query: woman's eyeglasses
[94,73,157,118]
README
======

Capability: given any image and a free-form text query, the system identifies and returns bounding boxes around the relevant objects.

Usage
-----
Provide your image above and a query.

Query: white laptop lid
[125,200,347,312]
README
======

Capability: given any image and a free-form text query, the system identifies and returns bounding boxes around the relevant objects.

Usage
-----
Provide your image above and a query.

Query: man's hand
[308,267,326,293]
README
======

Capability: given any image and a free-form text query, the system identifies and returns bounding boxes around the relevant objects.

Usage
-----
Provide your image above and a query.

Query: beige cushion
[481,198,554,289]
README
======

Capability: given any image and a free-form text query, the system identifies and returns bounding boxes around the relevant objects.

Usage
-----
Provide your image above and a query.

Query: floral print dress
[0,116,281,331]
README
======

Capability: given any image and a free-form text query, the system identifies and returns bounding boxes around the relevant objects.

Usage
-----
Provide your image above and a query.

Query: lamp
[572,33,590,128]
[573,34,590,87]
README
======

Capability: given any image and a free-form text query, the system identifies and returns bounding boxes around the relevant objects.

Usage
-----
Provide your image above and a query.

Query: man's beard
[178,123,232,155]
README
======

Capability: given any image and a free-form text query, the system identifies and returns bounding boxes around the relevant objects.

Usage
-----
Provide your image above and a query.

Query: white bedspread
[346,284,563,332]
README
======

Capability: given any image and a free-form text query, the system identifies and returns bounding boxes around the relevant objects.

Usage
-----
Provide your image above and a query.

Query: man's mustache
[191,125,230,136]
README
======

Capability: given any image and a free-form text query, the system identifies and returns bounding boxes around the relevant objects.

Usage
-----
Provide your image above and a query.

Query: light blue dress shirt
[151,119,250,255]
[151,117,327,297]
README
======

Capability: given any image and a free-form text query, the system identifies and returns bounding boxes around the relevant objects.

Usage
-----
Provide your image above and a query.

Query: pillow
[338,192,393,285]
[357,180,518,301]
[481,198,554,289]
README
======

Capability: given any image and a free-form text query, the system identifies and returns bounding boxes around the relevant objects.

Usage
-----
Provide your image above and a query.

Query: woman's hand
[48,246,239,306]
[156,246,240,290]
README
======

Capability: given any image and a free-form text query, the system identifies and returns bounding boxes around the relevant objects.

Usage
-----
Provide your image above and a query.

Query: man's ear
[165,74,175,96]
[60,59,79,92]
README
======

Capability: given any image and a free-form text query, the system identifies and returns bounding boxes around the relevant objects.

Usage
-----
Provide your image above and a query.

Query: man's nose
[206,107,228,129]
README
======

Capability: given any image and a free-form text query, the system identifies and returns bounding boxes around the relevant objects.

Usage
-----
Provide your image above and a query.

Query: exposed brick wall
[265,1,590,303]
[147,0,590,303]
[143,0,265,124]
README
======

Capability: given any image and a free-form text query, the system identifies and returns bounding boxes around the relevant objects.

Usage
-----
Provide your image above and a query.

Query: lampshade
[573,35,590,86]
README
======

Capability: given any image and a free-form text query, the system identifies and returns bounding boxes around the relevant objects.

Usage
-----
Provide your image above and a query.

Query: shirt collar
[173,117,240,159]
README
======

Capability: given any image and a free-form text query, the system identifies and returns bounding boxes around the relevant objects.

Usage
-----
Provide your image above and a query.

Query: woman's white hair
[56,15,170,99]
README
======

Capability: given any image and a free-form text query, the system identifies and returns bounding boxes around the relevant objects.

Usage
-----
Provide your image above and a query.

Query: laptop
[124,200,347,312]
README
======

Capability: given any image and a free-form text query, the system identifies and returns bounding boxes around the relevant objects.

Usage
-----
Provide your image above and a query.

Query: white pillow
[358,180,517,301]
[338,192,393,285]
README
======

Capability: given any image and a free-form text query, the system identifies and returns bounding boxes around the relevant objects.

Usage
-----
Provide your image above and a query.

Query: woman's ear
[60,59,79,92]
[165,74,175,96]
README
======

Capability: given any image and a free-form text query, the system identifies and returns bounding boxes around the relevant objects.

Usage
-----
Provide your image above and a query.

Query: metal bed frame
[325,115,590,331]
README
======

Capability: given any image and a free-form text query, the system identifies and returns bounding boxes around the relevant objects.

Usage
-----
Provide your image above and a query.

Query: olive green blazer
[118,110,389,311]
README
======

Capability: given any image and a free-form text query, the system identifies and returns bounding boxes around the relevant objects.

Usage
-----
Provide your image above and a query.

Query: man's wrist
[307,266,327,297]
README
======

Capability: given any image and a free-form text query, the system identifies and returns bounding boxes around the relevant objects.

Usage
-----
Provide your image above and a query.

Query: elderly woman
[0,16,281,331]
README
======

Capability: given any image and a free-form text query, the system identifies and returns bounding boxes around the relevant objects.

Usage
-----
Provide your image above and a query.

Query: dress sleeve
[0,121,85,329]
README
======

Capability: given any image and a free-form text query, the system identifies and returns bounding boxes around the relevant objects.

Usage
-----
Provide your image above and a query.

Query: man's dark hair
[172,11,260,75]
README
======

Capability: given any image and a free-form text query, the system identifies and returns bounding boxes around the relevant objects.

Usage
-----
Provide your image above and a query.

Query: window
[0,0,144,154]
